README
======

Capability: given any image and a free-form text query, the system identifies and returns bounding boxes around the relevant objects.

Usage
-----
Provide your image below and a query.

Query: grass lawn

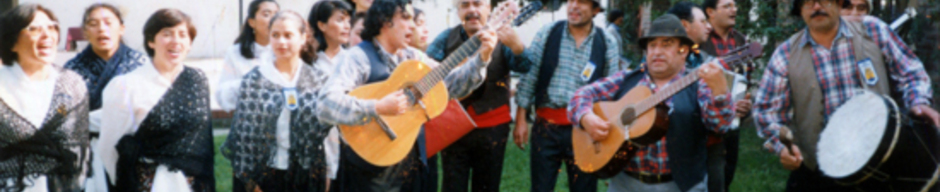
[213,123,788,191]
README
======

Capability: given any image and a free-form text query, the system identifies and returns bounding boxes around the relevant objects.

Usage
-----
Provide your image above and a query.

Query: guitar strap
[534,21,607,107]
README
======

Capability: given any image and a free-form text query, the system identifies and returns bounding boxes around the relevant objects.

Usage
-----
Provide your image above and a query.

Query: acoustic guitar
[572,43,763,178]
[424,1,542,158]
[339,1,521,166]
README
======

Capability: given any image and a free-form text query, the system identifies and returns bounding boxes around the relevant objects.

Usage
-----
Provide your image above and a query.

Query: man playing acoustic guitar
[425,0,529,191]
[315,0,498,191]
[568,14,735,192]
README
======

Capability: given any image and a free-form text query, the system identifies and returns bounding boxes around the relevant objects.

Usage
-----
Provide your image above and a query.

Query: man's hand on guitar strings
[581,113,611,141]
[375,91,408,116]
[910,104,940,129]
[779,144,803,171]
[698,62,728,97]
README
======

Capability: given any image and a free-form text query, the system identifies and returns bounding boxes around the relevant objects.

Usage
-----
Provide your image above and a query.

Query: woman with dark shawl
[221,10,331,192]
[0,4,90,191]
[97,9,214,192]
[62,4,148,191]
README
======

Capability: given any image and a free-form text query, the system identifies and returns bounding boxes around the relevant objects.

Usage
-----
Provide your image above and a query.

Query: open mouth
[37,43,54,56]
[167,48,182,59]
[97,36,112,44]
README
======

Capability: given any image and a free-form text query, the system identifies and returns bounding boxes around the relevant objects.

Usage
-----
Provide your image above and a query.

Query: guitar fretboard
[412,37,482,95]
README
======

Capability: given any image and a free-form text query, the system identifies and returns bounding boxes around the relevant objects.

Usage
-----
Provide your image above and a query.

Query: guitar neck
[633,72,701,113]
[412,36,482,95]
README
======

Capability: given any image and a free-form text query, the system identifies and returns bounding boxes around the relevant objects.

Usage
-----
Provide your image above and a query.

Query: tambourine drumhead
[818,91,890,178]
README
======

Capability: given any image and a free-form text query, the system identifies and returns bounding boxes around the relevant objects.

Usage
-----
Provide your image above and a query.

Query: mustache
[464,13,480,21]
[810,11,829,18]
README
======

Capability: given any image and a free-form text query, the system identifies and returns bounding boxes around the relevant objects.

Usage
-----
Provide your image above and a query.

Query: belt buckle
[638,172,662,183]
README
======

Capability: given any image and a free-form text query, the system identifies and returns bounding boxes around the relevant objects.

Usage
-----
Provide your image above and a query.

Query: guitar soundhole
[620,107,636,126]
[401,83,421,106]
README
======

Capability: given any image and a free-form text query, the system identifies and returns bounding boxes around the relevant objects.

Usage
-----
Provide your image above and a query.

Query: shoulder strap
[534,21,568,106]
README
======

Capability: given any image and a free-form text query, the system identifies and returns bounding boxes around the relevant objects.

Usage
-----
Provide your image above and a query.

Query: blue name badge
[283,88,299,111]
[581,61,597,81]
[857,58,878,86]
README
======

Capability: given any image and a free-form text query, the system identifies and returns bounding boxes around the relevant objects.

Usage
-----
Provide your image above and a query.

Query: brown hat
[638,14,695,50]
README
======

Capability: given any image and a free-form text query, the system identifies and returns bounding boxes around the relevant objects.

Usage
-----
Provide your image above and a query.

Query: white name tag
[283,88,298,111]
[581,61,597,81]
[857,58,878,86]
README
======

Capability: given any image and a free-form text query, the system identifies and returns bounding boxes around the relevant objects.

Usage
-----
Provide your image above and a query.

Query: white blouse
[0,63,59,192]
[256,53,303,170]
[315,50,346,179]
[217,43,271,111]
[98,63,191,192]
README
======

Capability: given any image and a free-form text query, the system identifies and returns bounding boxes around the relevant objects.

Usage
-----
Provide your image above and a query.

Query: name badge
[581,61,597,81]
[857,58,878,86]
[283,88,299,111]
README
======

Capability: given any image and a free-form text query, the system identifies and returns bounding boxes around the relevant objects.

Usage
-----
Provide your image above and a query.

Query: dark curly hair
[360,0,411,41]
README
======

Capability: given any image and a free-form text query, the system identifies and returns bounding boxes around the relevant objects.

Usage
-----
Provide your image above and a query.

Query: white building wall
[24,0,608,59]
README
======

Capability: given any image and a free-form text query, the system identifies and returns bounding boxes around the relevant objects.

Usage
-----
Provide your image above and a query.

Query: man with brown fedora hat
[753,0,937,191]
[568,14,736,192]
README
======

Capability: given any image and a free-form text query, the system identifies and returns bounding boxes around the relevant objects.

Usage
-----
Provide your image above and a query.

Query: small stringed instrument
[339,2,521,166]
[425,1,542,158]
[572,43,762,178]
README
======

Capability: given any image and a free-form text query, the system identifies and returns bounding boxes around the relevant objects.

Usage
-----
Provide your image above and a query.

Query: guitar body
[340,60,450,166]
[572,86,670,178]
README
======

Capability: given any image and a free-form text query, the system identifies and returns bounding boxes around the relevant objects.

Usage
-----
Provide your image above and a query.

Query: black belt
[90,132,99,138]
[625,171,673,184]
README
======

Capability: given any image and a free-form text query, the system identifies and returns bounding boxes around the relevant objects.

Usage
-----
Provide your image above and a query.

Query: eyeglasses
[843,3,868,13]
[803,0,837,9]
[23,22,59,37]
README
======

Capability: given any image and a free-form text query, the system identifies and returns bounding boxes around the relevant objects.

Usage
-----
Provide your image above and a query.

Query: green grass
[212,123,788,191]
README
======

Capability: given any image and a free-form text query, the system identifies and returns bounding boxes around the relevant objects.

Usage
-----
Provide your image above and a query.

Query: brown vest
[786,20,890,170]
[443,26,512,114]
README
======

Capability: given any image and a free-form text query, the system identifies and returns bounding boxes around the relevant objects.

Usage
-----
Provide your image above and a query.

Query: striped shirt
[567,67,735,174]
[516,21,622,109]
[753,16,933,154]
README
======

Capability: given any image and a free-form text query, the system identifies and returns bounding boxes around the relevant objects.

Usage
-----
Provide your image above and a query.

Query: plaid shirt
[316,40,489,126]
[701,28,746,70]
[753,17,933,155]
[568,67,735,174]
[516,21,622,109]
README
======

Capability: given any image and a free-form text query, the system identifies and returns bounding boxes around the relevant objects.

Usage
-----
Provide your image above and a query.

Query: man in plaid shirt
[568,14,735,192]
[753,0,939,191]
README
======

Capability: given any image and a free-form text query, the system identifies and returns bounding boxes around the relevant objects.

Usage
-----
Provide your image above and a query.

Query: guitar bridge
[376,118,398,140]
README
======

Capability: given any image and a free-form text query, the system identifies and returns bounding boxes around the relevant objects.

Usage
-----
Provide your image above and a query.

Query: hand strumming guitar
[375,91,408,116]
[580,113,612,141]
